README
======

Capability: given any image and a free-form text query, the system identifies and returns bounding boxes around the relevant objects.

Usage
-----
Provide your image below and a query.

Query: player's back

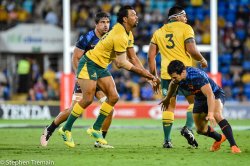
[151,21,194,79]
[182,67,222,99]
[86,23,133,69]
[76,30,100,53]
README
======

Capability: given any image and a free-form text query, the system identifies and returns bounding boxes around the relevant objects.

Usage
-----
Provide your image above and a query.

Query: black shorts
[193,89,225,114]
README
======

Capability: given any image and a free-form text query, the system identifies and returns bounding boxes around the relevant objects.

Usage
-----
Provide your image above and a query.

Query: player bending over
[160,60,241,153]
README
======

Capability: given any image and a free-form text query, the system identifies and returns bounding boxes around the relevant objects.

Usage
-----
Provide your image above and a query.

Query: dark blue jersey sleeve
[75,30,99,52]
[75,35,88,51]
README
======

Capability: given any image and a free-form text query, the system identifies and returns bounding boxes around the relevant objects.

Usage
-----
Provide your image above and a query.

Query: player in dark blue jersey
[41,12,113,148]
[160,60,241,153]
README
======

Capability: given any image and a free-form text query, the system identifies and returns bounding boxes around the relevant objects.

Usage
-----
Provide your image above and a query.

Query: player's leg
[180,92,198,147]
[54,83,83,127]
[59,57,98,147]
[93,88,114,148]
[184,95,194,130]
[193,112,222,140]
[86,76,118,144]
[89,75,118,132]
[162,97,175,148]
[95,89,114,139]
[213,98,241,153]
[41,107,71,146]
[86,65,118,145]
[63,79,96,131]
[193,100,225,151]
[161,79,175,148]
[40,83,81,147]
[58,79,96,147]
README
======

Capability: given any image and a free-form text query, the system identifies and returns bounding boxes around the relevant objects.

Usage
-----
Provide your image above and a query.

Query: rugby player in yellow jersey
[148,5,208,148]
[58,5,157,148]
[41,12,114,148]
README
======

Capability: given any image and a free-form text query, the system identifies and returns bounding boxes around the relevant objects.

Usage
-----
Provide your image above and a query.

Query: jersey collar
[167,20,178,23]
[93,29,101,39]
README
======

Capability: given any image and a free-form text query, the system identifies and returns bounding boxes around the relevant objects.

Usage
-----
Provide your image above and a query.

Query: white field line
[0,124,250,130]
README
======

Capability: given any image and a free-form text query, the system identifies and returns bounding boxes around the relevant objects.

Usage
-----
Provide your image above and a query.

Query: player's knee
[79,98,93,107]
[65,108,71,115]
[84,100,93,106]
[108,94,119,104]
[214,113,224,122]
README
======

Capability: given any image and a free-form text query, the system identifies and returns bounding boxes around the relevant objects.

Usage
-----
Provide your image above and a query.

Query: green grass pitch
[0,119,250,166]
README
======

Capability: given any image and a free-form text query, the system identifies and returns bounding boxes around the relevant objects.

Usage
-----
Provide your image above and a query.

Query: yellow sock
[63,103,85,131]
[93,102,113,130]
[162,111,174,125]
[187,104,194,112]
[71,103,85,117]
[100,102,113,116]
[162,111,174,141]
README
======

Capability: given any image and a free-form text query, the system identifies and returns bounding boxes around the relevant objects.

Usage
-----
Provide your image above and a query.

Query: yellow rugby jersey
[86,23,134,68]
[151,21,194,79]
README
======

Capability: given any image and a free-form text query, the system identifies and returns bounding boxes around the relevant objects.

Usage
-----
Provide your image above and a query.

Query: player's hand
[159,96,170,111]
[144,70,156,81]
[149,77,160,94]
[205,112,216,127]
[200,58,208,68]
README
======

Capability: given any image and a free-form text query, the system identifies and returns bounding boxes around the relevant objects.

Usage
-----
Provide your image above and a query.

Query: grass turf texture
[0,119,249,166]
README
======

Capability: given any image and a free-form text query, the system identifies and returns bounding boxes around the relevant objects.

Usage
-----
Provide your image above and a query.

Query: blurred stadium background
[0,1,250,165]
[0,0,250,120]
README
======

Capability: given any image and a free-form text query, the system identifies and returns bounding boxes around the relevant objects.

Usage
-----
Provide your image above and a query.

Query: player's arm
[72,47,85,73]
[159,80,178,111]
[114,51,155,80]
[148,43,161,93]
[126,47,144,69]
[185,38,208,68]
[200,83,216,127]
[148,43,159,77]
[126,47,159,88]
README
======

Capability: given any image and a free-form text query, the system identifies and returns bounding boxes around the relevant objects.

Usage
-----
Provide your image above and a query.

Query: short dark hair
[167,60,185,75]
[168,5,184,18]
[117,5,134,24]
[95,12,110,24]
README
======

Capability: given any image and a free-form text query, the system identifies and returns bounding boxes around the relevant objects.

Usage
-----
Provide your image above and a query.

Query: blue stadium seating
[219,53,232,65]
[236,29,246,40]
[243,61,250,70]
[244,84,250,99]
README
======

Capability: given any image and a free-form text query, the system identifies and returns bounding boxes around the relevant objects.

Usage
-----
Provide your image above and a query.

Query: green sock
[63,114,78,131]
[93,102,113,130]
[163,122,173,141]
[185,111,194,130]
[162,111,174,142]
[93,113,107,130]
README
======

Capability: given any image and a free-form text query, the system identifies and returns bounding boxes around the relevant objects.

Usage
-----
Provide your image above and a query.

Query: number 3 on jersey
[166,34,175,49]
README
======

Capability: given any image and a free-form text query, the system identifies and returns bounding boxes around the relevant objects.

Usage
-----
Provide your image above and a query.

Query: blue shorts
[193,89,225,114]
